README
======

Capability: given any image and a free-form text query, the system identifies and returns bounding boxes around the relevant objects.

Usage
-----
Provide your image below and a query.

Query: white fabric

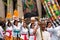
[36,27,42,40]
[29,29,35,40]
[0,26,4,38]
[12,25,21,37]
[11,20,14,23]
[36,27,51,40]
[13,25,21,32]
[6,21,8,26]
[28,21,38,29]
[6,26,12,31]
[20,27,28,39]
[28,23,31,29]
[47,27,60,40]
[18,22,22,27]
[57,26,60,36]
[5,26,12,36]
[42,31,51,40]
[28,22,41,40]
[31,17,35,20]
[56,26,60,40]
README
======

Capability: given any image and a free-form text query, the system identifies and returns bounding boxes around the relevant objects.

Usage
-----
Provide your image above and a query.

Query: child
[29,23,38,40]
[13,20,21,40]
[20,22,29,40]
[5,21,13,40]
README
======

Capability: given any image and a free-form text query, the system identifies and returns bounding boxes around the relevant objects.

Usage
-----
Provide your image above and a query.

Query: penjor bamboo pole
[7,0,13,20]
[37,0,44,40]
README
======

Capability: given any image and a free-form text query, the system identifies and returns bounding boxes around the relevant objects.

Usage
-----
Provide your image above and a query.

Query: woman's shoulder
[0,26,2,28]
[0,26,3,31]
[29,28,33,30]
[44,31,50,34]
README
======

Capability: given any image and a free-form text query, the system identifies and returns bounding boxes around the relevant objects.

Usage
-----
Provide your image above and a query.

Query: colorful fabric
[6,30,12,38]
[29,29,36,40]
[12,25,21,37]
[21,34,28,40]
[13,29,20,37]
[13,37,21,40]
[5,36,13,40]
[14,30,20,34]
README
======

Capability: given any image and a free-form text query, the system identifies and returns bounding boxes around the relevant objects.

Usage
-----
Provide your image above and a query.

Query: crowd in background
[0,16,60,40]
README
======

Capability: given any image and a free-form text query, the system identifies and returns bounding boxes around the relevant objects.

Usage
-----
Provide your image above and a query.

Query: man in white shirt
[36,21,51,40]
[56,24,60,40]
[46,22,60,40]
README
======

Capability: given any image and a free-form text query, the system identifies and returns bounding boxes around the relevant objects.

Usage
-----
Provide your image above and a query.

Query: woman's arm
[33,25,38,34]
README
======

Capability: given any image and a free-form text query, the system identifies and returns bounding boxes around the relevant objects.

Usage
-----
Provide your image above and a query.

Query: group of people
[0,16,60,40]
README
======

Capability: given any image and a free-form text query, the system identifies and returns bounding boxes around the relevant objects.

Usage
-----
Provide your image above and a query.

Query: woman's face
[8,23,11,26]
[15,21,18,26]
[41,24,46,31]
[48,23,52,28]
[38,21,41,25]
[32,23,35,28]
[23,22,27,28]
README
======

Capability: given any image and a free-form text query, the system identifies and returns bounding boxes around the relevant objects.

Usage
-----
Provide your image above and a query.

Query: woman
[13,20,21,40]
[20,22,29,40]
[5,21,13,40]
[0,23,4,40]
[46,22,59,40]
[29,23,38,40]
